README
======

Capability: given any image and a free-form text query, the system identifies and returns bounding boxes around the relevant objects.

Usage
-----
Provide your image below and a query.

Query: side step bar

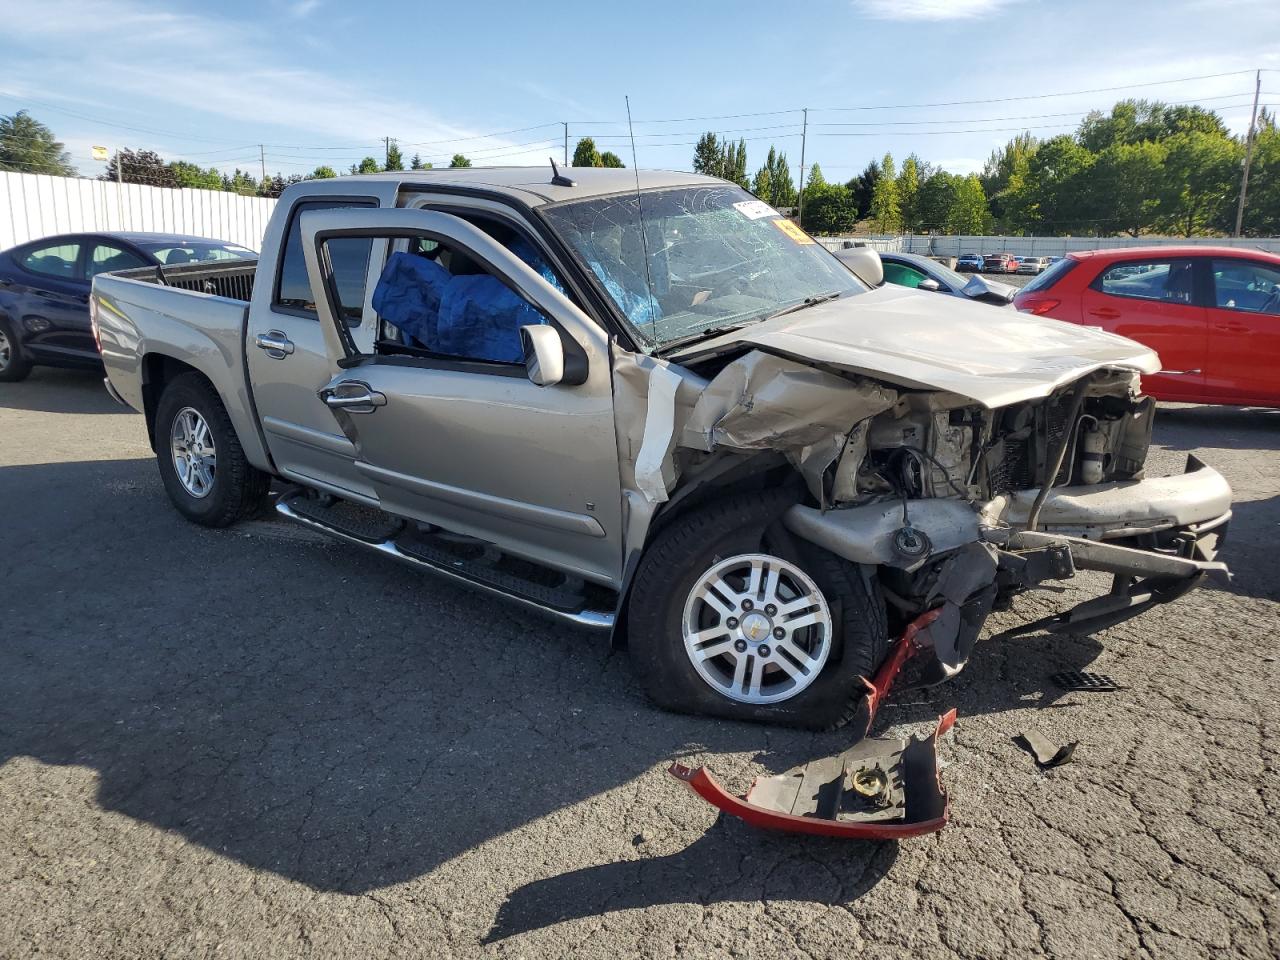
[275,498,616,631]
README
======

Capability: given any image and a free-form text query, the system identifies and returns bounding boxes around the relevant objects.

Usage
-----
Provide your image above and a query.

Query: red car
[1013,246,1280,408]
[983,253,1018,274]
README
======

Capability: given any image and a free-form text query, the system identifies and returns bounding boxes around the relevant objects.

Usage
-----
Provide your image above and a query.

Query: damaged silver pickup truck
[92,168,1231,730]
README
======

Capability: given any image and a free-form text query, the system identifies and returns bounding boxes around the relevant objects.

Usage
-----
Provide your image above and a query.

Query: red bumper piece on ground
[861,608,943,735]
[669,708,956,839]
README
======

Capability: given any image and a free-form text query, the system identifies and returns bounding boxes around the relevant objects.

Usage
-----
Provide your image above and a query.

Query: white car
[1017,256,1051,275]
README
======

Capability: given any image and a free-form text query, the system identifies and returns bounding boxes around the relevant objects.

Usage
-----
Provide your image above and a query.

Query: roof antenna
[549,157,575,187]
[626,94,660,335]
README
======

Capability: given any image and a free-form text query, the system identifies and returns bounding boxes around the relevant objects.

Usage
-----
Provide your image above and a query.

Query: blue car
[0,231,254,382]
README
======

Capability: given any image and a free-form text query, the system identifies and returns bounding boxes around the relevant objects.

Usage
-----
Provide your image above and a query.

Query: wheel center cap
[740,611,772,643]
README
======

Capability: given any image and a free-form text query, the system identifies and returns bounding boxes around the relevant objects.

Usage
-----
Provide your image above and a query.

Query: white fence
[822,233,1280,257]
[0,171,277,252]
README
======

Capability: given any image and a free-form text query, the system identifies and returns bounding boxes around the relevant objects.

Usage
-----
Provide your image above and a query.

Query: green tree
[946,175,992,234]
[104,149,177,188]
[692,132,722,177]
[572,137,601,168]
[1239,109,1279,236]
[869,153,900,233]
[847,161,880,220]
[896,154,922,232]
[1089,140,1167,236]
[385,140,404,171]
[168,160,223,190]
[449,153,472,168]
[351,156,381,174]
[1157,130,1241,236]
[800,181,856,234]
[720,138,748,187]
[0,111,76,175]
[222,168,258,195]
[752,147,796,207]
[1022,135,1094,233]
[916,171,958,233]
[311,165,338,179]
[598,150,625,168]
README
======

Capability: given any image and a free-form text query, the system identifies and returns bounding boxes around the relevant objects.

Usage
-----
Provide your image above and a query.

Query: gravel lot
[2,367,1276,960]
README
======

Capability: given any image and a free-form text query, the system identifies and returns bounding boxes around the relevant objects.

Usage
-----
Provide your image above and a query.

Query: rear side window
[274,199,375,321]
[1021,256,1077,293]
[1094,259,1194,304]
[22,242,82,279]
[882,261,930,289]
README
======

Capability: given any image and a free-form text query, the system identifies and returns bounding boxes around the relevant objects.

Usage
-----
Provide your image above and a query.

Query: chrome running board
[275,497,616,631]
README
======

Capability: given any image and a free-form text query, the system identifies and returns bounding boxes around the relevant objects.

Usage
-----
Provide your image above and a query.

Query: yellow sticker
[772,219,815,245]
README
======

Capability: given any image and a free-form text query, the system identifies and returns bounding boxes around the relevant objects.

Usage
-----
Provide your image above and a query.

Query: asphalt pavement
[1,366,1276,959]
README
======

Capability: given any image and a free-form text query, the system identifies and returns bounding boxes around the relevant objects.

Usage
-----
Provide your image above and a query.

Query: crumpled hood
[672,284,1159,408]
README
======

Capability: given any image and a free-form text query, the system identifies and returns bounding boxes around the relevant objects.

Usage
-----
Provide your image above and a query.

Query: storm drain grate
[1051,671,1125,692]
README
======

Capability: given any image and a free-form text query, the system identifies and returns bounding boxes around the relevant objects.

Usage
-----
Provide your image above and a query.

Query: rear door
[1079,256,1207,401]
[299,207,624,585]
[245,186,398,501]
[1203,256,1280,405]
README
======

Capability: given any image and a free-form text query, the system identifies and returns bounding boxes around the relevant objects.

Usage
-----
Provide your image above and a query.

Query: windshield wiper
[656,321,754,354]
[764,291,842,322]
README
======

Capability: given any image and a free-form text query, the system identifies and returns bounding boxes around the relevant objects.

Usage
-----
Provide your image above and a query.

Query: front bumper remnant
[668,709,955,839]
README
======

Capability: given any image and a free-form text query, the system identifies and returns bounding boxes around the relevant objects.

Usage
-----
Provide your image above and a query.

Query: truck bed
[114,258,258,303]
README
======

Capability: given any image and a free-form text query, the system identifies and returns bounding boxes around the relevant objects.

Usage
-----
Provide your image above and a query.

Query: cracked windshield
[541,184,867,348]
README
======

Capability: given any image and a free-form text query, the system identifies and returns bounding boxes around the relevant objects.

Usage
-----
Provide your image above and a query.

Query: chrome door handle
[319,382,386,413]
[254,330,295,358]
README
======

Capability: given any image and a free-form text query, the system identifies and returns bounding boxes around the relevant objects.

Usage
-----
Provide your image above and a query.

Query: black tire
[155,372,271,527]
[0,315,33,382]
[627,491,889,730]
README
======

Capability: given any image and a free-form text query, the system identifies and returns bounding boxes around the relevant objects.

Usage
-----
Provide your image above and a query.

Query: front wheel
[155,372,270,527]
[627,492,889,730]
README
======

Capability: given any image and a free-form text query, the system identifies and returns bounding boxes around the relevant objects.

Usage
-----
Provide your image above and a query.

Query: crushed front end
[783,367,1231,683]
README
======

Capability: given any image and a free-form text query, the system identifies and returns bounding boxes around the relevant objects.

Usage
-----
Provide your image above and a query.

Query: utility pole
[259,144,266,184]
[796,107,808,226]
[1234,70,1262,238]
[384,136,391,170]
[114,147,124,228]
[563,122,569,166]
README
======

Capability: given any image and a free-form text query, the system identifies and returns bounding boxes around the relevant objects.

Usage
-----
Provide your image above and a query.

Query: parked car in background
[0,232,255,381]
[983,253,1018,274]
[1013,246,1280,407]
[1017,256,1051,275]
[956,253,984,272]
[863,251,1016,306]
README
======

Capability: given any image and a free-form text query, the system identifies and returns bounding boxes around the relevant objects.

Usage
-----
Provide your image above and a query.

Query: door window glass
[1095,259,1194,304]
[1210,259,1280,315]
[371,223,564,366]
[87,244,149,277]
[881,262,930,289]
[274,199,374,322]
[21,242,82,279]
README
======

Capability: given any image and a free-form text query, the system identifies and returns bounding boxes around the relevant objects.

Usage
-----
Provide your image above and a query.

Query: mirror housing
[832,245,884,287]
[917,277,942,292]
[521,324,566,387]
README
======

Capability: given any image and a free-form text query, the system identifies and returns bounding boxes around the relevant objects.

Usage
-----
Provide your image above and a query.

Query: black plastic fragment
[1016,730,1077,768]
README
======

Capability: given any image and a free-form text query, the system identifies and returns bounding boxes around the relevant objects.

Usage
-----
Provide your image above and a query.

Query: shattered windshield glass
[540,184,867,349]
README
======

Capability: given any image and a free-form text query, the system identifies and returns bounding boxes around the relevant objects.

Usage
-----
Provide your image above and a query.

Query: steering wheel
[1261,288,1280,315]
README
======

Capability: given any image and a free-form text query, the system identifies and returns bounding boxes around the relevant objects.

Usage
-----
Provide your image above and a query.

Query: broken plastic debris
[1016,730,1077,768]
[668,709,955,840]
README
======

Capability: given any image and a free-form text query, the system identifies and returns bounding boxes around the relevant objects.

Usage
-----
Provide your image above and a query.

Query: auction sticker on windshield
[732,199,778,220]
[772,219,815,244]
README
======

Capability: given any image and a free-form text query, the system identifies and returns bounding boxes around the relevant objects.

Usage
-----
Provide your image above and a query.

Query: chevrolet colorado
[91,168,1231,729]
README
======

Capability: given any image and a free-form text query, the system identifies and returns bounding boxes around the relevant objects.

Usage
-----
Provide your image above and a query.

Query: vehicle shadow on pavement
[483,823,898,943]
[1153,403,1280,452]
[0,366,118,415]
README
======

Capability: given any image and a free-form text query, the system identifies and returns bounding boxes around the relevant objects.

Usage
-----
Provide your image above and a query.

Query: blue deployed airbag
[372,252,450,346]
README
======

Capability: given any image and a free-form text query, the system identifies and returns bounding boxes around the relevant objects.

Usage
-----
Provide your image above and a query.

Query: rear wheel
[155,373,270,527]
[627,492,889,730]
[0,316,33,382]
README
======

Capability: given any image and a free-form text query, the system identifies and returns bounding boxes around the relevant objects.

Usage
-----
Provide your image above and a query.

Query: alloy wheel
[170,406,217,498]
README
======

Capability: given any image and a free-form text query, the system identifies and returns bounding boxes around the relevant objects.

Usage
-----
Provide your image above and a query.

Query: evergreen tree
[693,132,723,177]
[848,161,880,220]
[409,154,424,170]
[0,111,76,175]
[599,151,625,168]
[752,147,796,207]
[572,137,601,168]
[385,140,405,171]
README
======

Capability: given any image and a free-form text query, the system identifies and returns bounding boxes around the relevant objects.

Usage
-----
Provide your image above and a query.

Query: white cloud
[289,0,322,16]
[853,0,1023,21]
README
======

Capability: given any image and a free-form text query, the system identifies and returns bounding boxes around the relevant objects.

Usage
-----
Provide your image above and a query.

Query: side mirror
[917,278,942,293]
[832,246,884,287]
[520,324,565,387]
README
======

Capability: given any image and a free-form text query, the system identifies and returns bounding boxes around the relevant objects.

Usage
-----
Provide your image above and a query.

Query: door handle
[1087,307,1121,320]
[254,330,295,358]
[319,382,386,413]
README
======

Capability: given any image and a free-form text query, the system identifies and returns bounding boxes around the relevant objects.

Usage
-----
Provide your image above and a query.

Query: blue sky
[1,0,1277,183]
